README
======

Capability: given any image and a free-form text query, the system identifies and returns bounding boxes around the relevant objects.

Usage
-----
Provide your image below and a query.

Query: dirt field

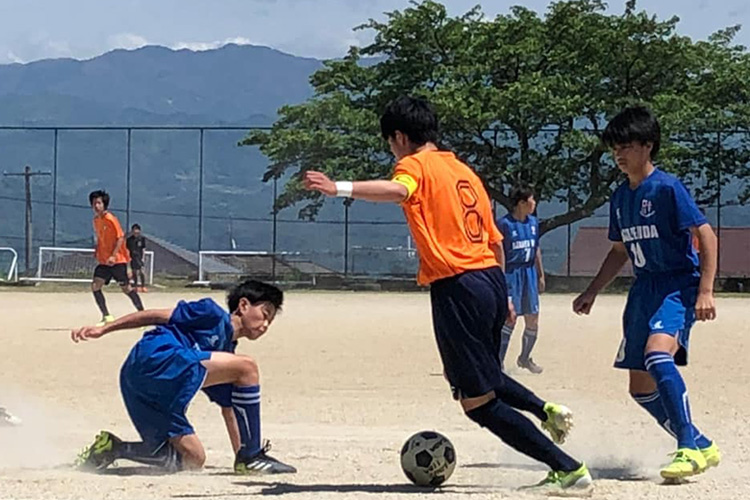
[0,289,747,500]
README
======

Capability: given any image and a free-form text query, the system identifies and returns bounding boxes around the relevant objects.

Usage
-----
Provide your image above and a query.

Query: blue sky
[0,0,748,64]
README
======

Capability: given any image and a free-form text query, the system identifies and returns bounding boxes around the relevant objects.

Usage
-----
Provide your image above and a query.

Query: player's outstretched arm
[693,223,717,321]
[304,171,408,203]
[573,242,629,315]
[71,308,172,342]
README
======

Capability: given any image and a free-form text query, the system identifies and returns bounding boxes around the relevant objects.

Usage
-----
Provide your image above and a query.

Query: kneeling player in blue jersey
[497,186,545,374]
[71,280,296,475]
[573,107,719,480]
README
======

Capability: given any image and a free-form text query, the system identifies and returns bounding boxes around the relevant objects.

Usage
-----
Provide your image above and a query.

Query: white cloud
[5,50,24,63]
[107,33,149,50]
[171,36,256,52]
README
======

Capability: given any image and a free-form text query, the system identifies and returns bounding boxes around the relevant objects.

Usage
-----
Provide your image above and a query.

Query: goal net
[0,247,19,282]
[31,246,154,284]
[195,250,337,286]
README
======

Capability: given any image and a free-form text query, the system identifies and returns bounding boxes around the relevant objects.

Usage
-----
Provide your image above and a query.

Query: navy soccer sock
[632,391,711,448]
[119,441,182,471]
[232,385,262,457]
[498,324,514,367]
[519,328,538,362]
[644,351,697,449]
[467,398,580,472]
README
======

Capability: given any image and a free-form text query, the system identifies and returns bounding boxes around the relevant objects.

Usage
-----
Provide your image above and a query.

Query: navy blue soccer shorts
[615,272,699,371]
[430,266,509,399]
[120,332,211,447]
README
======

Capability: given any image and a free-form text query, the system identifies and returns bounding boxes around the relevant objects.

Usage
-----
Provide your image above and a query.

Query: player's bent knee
[171,435,206,470]
[236,355,260,385]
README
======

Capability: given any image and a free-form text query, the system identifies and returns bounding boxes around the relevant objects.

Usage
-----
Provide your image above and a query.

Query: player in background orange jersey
[304,96,591,491]
[90,190,144,326]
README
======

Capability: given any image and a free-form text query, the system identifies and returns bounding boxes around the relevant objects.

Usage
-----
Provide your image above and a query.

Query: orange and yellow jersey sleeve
[392,150,502,285]
[93,212,130,264]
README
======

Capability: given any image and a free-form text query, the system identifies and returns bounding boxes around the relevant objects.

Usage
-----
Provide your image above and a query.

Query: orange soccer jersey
[391,150,503,285]
[93,212,130,265]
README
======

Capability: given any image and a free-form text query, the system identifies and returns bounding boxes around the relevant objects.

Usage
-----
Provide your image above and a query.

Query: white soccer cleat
[0,407,22,426]
[541,403,573,444]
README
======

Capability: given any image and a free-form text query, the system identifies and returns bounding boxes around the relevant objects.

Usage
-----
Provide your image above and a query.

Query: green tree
[241,0,750,232]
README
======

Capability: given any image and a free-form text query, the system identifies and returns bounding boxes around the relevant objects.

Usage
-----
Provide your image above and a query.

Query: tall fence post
[198,128,204,251]
[52,128,58,246]
[126,128,132,230]
[716,131,722,278]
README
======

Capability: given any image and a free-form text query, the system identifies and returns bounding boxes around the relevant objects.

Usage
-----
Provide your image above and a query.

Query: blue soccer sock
[644,351,697,450]
[232,385,261,457]
[498,324,514,367]
[632,391,712,448]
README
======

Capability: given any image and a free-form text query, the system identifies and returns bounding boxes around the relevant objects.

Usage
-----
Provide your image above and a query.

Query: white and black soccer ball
[400,430,456,487]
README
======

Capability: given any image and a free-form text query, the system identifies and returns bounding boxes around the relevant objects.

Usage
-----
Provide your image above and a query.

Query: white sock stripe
[645,357,673,369]
[236,407,252,443]
[523,329,538,337]
[232,398,261,406]
[232,392,261,399]
[645,353,673,362]
[501,325,514,335]
[633,392,660,403]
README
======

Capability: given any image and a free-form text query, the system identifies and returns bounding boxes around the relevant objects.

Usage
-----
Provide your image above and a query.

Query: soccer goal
[28,246,154,284]
[194,250,337,286]
[0,247,19,282]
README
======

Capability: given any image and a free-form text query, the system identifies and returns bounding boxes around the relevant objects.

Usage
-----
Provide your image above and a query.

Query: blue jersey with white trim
[153,298,236,354]
[498,214,539,269]
[608,169,706,276]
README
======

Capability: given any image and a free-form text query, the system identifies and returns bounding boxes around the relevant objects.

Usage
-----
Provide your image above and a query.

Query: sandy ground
[0,289,748,500]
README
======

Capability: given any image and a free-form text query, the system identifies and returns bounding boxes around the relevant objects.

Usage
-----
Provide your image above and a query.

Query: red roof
[569,227,750,277]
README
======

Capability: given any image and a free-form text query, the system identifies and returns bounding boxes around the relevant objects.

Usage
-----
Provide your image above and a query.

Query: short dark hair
[380,95,439,145]
[89,190,110,209]
[227,280,283,313]
[132,224,141,230]
[510,185,534,207]
[602,106,661,159]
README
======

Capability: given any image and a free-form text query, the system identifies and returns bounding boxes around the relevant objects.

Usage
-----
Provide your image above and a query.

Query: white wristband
[335,181,353,198]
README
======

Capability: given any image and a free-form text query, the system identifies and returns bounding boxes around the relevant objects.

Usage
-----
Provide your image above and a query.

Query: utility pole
[3,165,52,273]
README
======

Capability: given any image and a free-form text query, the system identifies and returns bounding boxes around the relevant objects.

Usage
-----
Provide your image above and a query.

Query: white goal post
[27,246,154,285]
[0,247,19,282]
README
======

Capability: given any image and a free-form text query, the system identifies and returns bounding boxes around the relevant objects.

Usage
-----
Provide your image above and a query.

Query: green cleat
[660,448,707,480]
[75,431,121,471]
[700,442,721,469]
[96,315,115,327]
[542,402,574,444]
[523,463,593,491]
[234,441,296,475]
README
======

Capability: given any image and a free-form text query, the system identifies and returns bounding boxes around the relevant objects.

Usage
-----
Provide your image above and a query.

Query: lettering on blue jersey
[621,225,660,243]
[512,239,536,250]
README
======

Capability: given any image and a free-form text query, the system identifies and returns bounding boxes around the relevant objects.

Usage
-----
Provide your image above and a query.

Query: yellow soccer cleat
[522,463,593,491]
[660,448,707,480]
[95,315,115,327]
[700,442,721,470]
[542,402,574,444]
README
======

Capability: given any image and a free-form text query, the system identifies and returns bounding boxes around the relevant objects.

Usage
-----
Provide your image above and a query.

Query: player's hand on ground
[303,171,337,196]
[573,291,596,315]
[71,325,106,343]
[695,291,716,321]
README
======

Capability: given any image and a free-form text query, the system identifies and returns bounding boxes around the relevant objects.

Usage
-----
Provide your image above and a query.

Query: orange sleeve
[478,181,502,245]
[392,156,423,203]
[107,214,125,239]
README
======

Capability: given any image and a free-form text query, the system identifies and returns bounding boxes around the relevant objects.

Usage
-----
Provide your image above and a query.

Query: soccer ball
[400,431,456,487]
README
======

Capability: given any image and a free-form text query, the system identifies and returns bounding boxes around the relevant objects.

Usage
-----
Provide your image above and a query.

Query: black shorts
[131,257,144,271]
[430,267,509,400]
[94,263,129,286]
